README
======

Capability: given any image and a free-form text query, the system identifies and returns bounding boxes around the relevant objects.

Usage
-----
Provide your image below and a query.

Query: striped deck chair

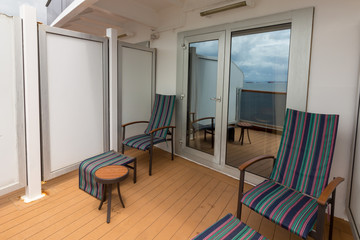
[193,213,267,240]
[122,94,176,176]
[237,109,343,240]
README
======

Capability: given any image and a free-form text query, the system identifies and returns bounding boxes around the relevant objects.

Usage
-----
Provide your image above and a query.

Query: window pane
[186,40,218,155]
[226,25,291,178]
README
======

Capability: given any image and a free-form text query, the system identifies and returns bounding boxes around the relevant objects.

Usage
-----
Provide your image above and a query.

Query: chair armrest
[192,117,215,124]
[317,177,344,205]
[149,126,176,134]
[238,155,275,171]
[122,121,149,128]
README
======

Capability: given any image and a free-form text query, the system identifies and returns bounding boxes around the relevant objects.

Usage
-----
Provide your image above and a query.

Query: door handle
[210,96,221,102]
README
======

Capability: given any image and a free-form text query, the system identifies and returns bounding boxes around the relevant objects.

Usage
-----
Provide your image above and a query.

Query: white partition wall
[118,42,156,146]
[348,73,360,240]
[0,15,26,195]
[39,26,109,180]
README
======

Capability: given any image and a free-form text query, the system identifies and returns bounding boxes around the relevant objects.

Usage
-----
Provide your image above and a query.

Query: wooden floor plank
[171,181,228,239]
[43,160,185,240]
[153,178,220,239]
[79,167,195,240]
[0,148,354,240]
[136,176,214,240]
[188,184,236,238]
[115,169,201,239]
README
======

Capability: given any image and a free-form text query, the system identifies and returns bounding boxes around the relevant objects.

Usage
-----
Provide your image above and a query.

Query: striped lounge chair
[237,109,343,240]
[193,213,267,240]
[122,94,176,176]
[79,150,136,199]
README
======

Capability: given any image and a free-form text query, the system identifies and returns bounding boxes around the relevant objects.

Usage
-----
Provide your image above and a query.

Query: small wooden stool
[237,122,252,145]
[94,165,129,223]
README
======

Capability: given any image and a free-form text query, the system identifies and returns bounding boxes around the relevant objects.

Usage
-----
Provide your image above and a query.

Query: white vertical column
[106,28,118,151]
[20,5,43,202]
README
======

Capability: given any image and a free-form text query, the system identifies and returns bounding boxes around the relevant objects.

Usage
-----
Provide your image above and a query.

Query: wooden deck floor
[188,127,282,177]
[0,148,354,240]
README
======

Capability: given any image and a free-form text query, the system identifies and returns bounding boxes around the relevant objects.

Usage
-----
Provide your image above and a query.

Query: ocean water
[243,81,287,93]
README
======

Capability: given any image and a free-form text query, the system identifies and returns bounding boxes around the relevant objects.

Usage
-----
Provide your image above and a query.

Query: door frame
[176,31,226,168]
[176,8,314,184]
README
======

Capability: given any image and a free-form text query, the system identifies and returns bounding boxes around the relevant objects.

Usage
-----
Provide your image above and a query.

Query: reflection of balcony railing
[46,0,75,25]
[236,88,286,131]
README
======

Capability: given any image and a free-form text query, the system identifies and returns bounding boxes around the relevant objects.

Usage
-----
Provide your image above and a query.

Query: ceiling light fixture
[117,32,134,39]
[200,0,254,17]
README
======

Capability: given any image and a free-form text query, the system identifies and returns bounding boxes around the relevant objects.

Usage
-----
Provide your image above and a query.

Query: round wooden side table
[237,122,252,145]
[94,165,129,223]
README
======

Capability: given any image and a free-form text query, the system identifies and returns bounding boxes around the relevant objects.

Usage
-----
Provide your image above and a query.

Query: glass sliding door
[186,40,219,155]
[225,24,291,177]
[180,32,225,163]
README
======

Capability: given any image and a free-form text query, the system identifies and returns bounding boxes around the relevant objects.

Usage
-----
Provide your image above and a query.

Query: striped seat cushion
[79,150,135,199]
[193,213,267,240]
[144,94,176,138]
[241,180,318,239]
[123,134,167,151]
[270,109,339,198]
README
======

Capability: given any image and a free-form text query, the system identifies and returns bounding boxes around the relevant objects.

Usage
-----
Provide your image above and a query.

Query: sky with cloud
[191,28,291,83]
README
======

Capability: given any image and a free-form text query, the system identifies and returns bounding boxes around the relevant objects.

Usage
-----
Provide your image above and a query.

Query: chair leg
[133,158,137,183]
[171,132,174,160]
[237,170,245,219]
[149,135,153,176]
[149,149,152,176]
[316,203,326,240]
[122,127,126,154]
[329,190,336,240]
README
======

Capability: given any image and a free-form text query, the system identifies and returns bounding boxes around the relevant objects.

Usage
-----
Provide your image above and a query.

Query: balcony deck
[0,148,353,240]
[188,127,281,178]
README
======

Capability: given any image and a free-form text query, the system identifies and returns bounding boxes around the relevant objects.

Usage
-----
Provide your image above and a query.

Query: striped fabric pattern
[122,134,167,151]
[270,109,339,198]
[79,150,135,199]
[241,180,318,239]
[144,94,176,138]
[193,213,267,240]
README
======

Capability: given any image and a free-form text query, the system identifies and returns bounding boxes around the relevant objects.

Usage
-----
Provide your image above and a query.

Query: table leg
[98,184,106,210]
[239,128,245,145]
[107,184,112,223]
[246,128,251,144]
[117,183,125,208]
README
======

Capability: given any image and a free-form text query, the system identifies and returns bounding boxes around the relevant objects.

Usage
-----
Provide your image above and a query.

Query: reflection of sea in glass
[186,40,219,156]
[226,25,291,178]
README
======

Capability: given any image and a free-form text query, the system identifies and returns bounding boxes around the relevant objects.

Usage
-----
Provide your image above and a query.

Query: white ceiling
[51,0,249,38]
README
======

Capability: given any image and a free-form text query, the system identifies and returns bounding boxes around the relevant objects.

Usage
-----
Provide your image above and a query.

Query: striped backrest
[270,109,339,198]
[144,94,176,138]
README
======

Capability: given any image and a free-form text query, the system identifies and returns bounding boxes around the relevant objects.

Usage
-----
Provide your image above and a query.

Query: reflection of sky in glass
[190,40,218,58]
[231,29,291,83]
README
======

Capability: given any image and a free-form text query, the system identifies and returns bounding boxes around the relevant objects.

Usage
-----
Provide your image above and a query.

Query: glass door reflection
[225,24,291,177]
[186,40,219,156]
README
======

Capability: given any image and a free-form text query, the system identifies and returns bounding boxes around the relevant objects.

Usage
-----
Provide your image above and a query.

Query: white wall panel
[119,43,155,140]
[0,15,26,195]
[40,27,108,180]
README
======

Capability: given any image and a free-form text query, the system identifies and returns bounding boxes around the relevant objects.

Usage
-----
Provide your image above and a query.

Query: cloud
[231,29,291,83]
[188,28,291,83]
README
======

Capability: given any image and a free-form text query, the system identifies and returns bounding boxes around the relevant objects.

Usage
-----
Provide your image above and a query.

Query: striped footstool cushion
[193,213,267,240]
[79,150,135,199]
[241,180,318,239]
[123,134,167,151]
